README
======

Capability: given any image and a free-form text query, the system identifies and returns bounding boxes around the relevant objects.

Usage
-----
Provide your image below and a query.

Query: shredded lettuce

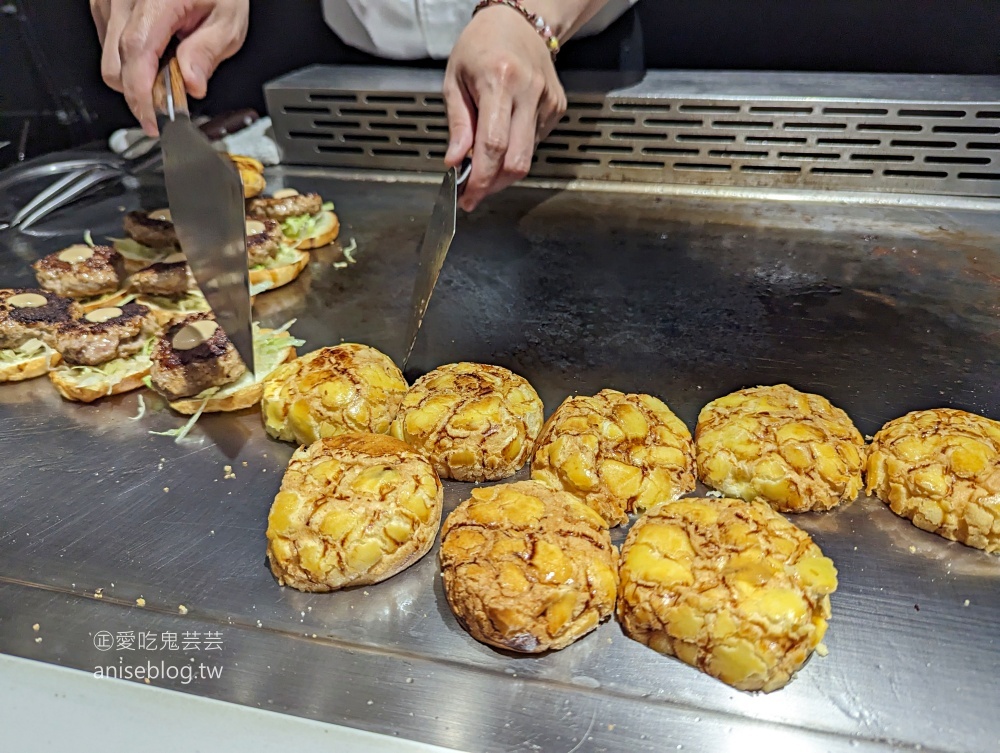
[270,319,297,336]
[333,261,349,270]
[254,321,305,375]
[280,214,311,240]
[342,237,358,264]
[61,348,152,396]
[110,237,171,264]
[198,321,305,399]
[129,394,146,420]
[251,244,303,272]
[249,280,273,296]
[83,230,95,247]
[142,375,153,390]
[0,338,51,365]
[147,321,305,418]
[149,396,210,443]
[281,205,334,241]
[139,290,209,313]
[145,322,304,443]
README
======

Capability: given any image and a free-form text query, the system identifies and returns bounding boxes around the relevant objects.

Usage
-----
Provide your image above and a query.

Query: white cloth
[322,0,639,60]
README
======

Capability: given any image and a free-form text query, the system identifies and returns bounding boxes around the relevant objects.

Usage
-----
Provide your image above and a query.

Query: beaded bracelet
[472,0,561,60]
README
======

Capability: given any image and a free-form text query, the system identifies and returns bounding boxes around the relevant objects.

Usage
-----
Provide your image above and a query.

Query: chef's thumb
[176,27,227,99]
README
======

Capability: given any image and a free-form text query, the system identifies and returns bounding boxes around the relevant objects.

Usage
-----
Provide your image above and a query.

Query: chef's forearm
[518,0,617,41]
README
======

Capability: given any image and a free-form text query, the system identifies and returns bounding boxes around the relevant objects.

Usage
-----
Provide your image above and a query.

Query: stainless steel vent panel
[266,66,1000,196]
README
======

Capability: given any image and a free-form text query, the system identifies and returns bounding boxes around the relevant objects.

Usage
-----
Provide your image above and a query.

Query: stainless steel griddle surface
[1,166,998,753]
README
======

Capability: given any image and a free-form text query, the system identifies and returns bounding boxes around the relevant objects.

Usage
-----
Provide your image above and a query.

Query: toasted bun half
[49,357,151,403]
[78,289,134,313]
[249,248,310,292]
[167,330,297,415]
[0,349,62,383]
[230,154,266,199]
[296,211,339,249]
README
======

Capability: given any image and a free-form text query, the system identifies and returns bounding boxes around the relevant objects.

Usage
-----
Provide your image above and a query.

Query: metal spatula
[401,158,472,371]
[153,50,255,375]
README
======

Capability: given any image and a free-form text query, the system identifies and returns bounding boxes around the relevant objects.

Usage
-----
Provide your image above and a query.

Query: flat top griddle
[0,165,997,753]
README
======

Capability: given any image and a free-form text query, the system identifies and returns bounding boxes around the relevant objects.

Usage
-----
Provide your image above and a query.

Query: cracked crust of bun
[262,343,407,445]
[866,408,1000,552]
[696,384,865,513]
[390,362,544,482]
[531,389,695,527]
[266,432,444,591]
[618,497,837,692]
[229,154,265,198]
[440,480,618,653]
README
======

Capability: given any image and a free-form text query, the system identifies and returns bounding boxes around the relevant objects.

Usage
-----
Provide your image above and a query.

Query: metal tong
[1,109,257,233]
[0,141,163,233]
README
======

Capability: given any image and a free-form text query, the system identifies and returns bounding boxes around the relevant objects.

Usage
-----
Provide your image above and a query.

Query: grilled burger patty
[0,288,79,350]
[123,210,178,248]
[53,301,157,366]
[246,218,284,266]
[247,192,322,222]
[150,313,246,400]
[130,257,191,297]
[33,245,124,299]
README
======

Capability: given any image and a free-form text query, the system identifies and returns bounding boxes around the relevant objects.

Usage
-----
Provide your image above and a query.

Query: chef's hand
[443,4,568,212]
[91,0,249,136]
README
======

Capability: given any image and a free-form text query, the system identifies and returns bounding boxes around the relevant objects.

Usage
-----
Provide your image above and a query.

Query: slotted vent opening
[269,81,1000,196]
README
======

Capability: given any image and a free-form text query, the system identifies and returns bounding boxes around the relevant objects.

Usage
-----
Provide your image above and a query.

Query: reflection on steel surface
[0,167,998,753]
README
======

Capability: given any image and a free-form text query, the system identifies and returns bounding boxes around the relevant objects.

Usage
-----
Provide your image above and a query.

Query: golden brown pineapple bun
[618,497,837,692]
[390,362,544,482]
[531,389,695,526]
[866,408,1000,553]
[440,480,618,653]
[262,344,408,445]
[695,384,865,513]
[266,432,444,591]
[228,154,266,198]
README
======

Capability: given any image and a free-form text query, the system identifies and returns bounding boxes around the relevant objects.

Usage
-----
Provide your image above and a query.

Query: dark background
[3,0,999,167]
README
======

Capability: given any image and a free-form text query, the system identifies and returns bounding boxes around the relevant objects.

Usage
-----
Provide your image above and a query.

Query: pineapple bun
[390,362,544,482]
[695,384,864,513]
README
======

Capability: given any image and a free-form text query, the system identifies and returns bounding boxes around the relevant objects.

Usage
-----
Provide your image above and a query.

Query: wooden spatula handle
[152,40,189,119]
